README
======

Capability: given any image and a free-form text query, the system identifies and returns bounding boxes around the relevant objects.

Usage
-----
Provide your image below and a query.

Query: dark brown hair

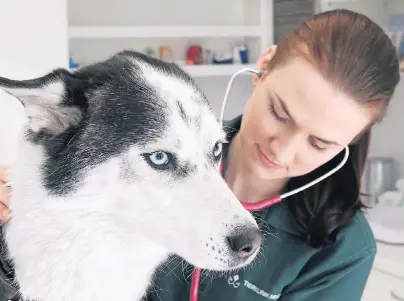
[272,9,400,248]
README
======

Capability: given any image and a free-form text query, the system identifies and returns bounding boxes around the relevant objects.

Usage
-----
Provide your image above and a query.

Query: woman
[0,9,400,301]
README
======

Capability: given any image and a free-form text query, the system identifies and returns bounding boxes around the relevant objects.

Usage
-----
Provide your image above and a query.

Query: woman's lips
[257,145,284,170]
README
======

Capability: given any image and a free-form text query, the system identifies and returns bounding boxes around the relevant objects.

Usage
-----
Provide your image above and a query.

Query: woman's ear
[253,45,277,85]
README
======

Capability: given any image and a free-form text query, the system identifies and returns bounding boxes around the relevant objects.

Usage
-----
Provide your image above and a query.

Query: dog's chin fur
[0,50,262,301]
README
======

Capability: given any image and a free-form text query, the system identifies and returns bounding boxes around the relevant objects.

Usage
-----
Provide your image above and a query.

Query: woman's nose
[272,133,304,166]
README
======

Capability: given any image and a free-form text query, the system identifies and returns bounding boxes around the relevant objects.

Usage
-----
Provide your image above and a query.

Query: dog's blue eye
[149,151,169,166]
[213,142,223,158]
[142,151,176,171]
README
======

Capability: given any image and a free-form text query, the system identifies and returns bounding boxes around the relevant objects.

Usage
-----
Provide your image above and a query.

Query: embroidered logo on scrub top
[227,274,281,300]
[228,275,241,288]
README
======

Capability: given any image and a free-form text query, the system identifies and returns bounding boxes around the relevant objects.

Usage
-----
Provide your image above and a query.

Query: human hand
[0,165,11,222]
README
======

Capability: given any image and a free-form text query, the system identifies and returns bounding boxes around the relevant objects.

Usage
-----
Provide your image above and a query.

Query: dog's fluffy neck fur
[6,139,169,301]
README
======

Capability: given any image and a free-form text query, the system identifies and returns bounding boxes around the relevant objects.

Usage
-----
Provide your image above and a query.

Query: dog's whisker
[260,229,281,240]
[164,258,183,277]
[181,260,193,284]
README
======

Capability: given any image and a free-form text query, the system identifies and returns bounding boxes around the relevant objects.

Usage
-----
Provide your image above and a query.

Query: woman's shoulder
[332,209,377,258]
[265,200,376,262]
[263,201,376,258]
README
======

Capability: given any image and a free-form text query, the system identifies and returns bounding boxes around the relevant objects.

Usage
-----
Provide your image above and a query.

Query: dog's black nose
[227,227,263,259]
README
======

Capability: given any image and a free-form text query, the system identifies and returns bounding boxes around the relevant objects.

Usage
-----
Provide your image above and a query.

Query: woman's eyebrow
[273,91,295,122]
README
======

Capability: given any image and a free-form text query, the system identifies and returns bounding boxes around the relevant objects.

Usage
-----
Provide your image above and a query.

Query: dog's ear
[0,69,86,135]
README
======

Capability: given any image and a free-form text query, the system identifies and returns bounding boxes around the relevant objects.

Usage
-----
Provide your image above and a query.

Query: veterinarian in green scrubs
[142,9,398,301]
[0,9,399,301]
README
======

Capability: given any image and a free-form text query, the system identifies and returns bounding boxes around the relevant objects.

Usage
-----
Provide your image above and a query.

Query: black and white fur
[0,51,262,301]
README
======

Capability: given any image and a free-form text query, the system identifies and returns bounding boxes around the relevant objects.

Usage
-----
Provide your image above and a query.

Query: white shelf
[68,26,262,39]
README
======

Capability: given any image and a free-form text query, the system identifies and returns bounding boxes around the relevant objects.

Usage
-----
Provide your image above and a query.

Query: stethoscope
[189,67,350,301]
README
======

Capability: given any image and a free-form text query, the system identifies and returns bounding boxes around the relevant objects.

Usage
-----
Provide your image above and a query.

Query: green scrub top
[143,115,376,301]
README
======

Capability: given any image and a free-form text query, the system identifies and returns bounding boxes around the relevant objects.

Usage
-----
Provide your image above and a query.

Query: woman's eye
[309,138,328,152]
[270,103,288,123]
[213,142,223,158]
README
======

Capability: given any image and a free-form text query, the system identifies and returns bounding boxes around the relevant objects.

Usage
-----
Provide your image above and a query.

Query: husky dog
[0,51,262,301]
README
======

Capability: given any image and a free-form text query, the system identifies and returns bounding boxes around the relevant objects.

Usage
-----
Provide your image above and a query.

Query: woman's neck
[224,134,288,203]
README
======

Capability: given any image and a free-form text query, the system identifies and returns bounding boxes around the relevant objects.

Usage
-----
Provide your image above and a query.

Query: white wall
[0,0,69,165]
[0,0,69,79]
